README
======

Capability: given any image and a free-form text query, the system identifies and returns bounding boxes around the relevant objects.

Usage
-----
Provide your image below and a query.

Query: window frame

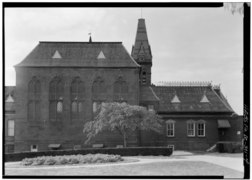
[30,144,38,152]
[28,77,41,121]
[49,77,64,121]
[7,120,14,137]
[197,120,206,137]
[148,105,154,111]
[166,120,175,137]
[187,120,195,137]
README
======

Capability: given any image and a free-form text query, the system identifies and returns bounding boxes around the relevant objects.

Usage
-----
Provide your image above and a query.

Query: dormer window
[52,50,62,59]
[200,94,210,103]
[171,94,181,103]
[6,94,14,102]
[97,51,106,59]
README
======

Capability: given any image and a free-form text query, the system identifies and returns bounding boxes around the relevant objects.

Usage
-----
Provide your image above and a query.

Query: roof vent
[6,94,14,102]
[52,50,62,59]
[171,94,180,103]
[97,51,106,59]
[200,94,210,103]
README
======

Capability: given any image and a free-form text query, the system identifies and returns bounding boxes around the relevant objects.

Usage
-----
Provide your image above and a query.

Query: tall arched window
[28,77,41,121]
[113,77,128,101]
[71,77,85,120]
[92,77,106,115]
[92,77,105,94]
[49,77,64,121]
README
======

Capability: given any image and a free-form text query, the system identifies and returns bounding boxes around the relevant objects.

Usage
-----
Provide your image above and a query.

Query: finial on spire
[88,33,92,43]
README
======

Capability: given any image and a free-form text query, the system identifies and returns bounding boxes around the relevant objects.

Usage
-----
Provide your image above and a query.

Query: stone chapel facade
[5,18,242,153]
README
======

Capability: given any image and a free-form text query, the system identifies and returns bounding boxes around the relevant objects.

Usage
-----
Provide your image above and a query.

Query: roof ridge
[39,41,122,44]
[155,81,212,87]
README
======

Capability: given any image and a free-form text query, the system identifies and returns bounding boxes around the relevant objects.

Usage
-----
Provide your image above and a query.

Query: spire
[132,18,153,86]
[131,18,152,61]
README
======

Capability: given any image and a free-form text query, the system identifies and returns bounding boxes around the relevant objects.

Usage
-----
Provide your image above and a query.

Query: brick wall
[14,67,139,152]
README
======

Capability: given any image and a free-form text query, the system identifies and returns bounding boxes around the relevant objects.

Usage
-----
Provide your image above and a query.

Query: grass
[5,159,243,178]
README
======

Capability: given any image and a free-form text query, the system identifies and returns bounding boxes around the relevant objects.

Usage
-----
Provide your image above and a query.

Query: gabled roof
[152,84,234,113]
[16,42,140,68]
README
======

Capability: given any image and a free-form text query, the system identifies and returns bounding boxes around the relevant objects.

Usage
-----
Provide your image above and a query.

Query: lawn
[5,159,243,178]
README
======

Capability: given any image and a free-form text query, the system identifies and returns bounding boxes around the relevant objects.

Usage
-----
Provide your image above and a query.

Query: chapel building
[4,18,242,153]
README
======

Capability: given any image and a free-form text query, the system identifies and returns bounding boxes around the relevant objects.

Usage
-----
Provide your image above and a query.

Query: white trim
[30,144,38,152]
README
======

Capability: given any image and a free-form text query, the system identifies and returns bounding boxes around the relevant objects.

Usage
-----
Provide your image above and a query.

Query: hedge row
[5,147,173,162]
[216,142,242,153]
[21,154,123,166]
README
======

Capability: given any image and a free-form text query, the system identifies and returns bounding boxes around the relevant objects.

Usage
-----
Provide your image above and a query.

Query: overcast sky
[5,7,243,114]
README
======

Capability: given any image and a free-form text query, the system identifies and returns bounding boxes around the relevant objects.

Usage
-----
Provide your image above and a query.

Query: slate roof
[151,85,234,113]
[140,86,160,102]
[5,86,15,112]
[16,42,140,68]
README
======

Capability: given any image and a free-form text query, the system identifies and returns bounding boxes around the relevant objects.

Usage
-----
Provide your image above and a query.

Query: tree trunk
[123,133,127,147]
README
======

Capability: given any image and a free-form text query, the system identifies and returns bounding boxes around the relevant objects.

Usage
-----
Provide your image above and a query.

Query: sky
[4,7,243,114]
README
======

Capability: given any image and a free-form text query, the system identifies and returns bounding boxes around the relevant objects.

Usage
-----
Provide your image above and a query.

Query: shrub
[6,147,172,162]
[20,154,123,166]
[44,157,56,165]
[32,157,45,166]
[21,158,33,166]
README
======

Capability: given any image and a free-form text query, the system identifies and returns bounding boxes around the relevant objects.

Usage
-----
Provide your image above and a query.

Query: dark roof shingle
[152,85,234,113]
[16,42,140,68]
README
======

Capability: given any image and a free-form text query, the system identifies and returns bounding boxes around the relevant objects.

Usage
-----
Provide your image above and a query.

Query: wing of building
[5,18,242,153]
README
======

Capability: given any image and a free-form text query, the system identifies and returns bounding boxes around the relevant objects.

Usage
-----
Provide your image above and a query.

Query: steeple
[132,18,152,85]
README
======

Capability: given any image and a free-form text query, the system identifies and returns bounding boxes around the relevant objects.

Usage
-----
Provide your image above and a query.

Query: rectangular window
[148,105,154,111]
[187,122,195,137]
[31,144,38,152]
[166,123,174,137]
[8,120,14,136]
[197,123,205,137]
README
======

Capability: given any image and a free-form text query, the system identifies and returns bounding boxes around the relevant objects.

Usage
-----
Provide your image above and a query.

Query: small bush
[20,154,123,166]
[44,157,56,165]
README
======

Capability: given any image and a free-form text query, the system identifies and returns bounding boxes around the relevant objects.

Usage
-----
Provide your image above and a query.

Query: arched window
[113,77,128,101]
[28,77,41,121]
[71,77,85,120]
[92,77,105,94]
[49,77,64,121]
[142,70,147,84]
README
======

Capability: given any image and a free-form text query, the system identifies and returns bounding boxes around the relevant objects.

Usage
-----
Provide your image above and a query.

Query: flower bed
[21,154,123,166]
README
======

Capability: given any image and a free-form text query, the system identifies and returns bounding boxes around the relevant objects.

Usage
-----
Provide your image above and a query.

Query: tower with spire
[131,18,152,86]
